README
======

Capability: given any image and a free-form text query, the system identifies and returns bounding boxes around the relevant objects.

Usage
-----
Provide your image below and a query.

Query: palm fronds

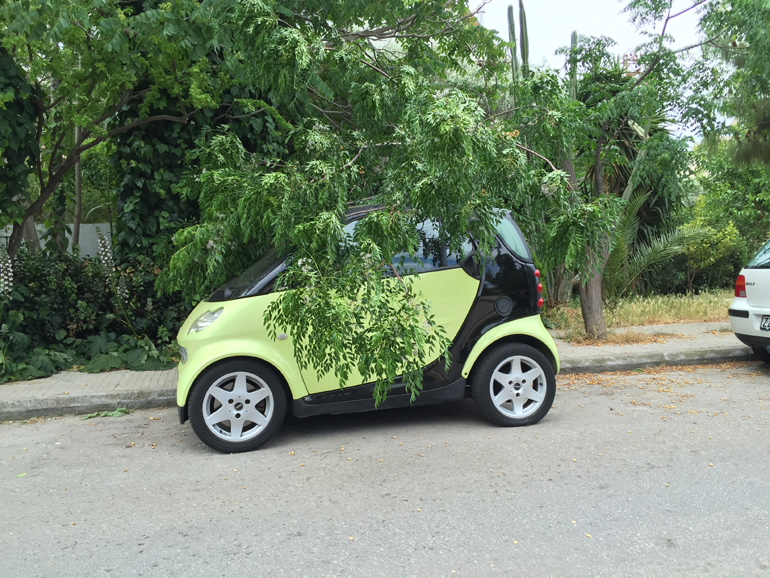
[604,191,708,300]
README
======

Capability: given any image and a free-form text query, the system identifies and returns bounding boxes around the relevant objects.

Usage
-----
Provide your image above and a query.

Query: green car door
[300,220,480,394]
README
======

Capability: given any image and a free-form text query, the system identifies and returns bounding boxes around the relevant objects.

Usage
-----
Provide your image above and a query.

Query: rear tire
[752,347,770,365]
[471,343,556,427]
[188,359,287,453]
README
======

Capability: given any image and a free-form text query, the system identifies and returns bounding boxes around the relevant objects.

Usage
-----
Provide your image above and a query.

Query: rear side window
[747,238,770,269]
[495,214,531,261]
[393,219,473,274]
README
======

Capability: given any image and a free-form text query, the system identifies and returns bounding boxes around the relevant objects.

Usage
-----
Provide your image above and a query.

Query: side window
[392,219,474,274]
[495,214,531,261]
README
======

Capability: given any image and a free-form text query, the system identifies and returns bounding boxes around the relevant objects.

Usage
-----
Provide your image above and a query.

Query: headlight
[187,308,224,334]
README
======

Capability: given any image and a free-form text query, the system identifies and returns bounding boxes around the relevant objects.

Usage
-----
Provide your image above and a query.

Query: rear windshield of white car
[747,238,770,269]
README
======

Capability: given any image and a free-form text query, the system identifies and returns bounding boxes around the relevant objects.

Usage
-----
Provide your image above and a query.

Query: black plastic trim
[178,405,188,424]
[734,332,770,348]
[292,377,467,418]
[728,308,749,319]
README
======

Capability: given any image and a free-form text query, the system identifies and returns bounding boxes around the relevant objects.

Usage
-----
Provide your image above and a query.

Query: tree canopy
[3,0,768,395]
[0,0,239,256]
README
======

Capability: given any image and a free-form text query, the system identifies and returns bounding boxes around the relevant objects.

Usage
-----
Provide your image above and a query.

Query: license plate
[762,316,770,331]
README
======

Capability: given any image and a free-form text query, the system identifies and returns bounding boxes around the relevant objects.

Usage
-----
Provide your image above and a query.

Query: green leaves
[692,140,770,252]
[160,0,535,401]
[0,343,72,382]
[82,353,124,373]
[0,48,38,226]
[82,408,130,420]
[1,0,247,258]
[79,332,176,373]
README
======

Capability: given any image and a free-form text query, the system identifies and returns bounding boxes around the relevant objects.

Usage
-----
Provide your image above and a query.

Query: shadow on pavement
[269,398,483,447]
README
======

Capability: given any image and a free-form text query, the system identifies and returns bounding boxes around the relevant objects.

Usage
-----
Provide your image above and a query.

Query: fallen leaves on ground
[82,408,130,420]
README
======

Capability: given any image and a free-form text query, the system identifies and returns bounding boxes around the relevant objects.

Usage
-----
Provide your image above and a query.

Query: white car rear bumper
[729,298,770,351]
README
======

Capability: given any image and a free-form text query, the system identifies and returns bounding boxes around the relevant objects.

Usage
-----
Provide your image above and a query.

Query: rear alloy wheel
[189,360,286,453]
[471,343,556,427]
[752,347,770,365]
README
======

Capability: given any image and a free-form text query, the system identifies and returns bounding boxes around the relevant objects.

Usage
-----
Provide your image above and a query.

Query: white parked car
[729,238,770,365]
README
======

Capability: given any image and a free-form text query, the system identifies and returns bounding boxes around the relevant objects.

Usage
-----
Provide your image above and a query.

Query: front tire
[188,359,287,453]
[471,343,556,427]
[752,347,770,365]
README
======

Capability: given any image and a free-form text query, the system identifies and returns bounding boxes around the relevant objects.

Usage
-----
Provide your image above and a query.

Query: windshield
[746,238,770,269]
[209,220,361,302]
[209,248,286,301]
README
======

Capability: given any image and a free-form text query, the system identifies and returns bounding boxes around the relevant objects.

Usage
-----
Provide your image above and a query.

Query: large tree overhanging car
[176,208,560,453]
[729,237,770,365]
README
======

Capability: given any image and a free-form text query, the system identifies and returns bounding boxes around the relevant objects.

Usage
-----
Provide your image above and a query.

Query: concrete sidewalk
[0,322,756,422]
[552,321,752,372]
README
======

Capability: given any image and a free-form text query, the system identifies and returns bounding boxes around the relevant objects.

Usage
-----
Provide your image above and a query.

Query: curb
[559,345,754,374]
[0,389,176,422]
[0,345,758,422]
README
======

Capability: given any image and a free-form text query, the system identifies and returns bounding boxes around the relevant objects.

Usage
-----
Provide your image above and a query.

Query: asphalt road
[2,362,769,577]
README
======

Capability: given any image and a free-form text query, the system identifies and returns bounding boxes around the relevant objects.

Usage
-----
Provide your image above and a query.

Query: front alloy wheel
[472,343,556,426]
[189,360,286,453]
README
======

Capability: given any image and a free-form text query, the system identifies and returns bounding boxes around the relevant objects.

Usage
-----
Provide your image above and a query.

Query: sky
[476,0,703,70]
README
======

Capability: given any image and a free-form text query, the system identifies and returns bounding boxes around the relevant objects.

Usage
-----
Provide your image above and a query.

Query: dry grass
[546,289,733,343]
[562,329,693,347]
[556,361,762,392]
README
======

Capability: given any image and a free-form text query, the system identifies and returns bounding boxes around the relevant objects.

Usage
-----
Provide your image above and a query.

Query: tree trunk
[9,195,41,253]
[21,215,40,251]
[551,148,579,308]
[8,178,65,259]
[73,126,82,247]
[550,264,573,307]
[7,222,24,259]
[49,183,68,252]
[558,150,578,191]
[547,264,573,308]
[579,122,610,339]
[579,268,607,340]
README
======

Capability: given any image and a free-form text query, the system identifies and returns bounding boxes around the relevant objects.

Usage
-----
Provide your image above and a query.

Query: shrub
[0,245,191,382]
[10,246,111,343]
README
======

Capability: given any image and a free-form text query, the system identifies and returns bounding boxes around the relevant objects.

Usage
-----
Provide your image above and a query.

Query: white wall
[0,223,112,257]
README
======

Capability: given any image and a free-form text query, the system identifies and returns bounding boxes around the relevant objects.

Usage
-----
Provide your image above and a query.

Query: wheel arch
[182,355,295,419]
[466,334,558,384]
[460,315,560,381]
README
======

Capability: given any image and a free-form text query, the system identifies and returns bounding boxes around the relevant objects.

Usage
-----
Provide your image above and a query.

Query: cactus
[519,0,529,79]
[569,31,578,100]
[507,5,519,85]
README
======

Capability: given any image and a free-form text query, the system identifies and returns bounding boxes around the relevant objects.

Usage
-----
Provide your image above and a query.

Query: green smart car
[176,208,560,453]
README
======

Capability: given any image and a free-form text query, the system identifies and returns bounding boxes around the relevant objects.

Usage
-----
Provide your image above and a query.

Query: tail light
[534,269,540,278]
[537,297,544,308]
[735,275,747,298]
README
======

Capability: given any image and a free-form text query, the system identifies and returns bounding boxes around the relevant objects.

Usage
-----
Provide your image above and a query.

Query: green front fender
[176,339,309,408]
[176,296,309,408]
[460,315,560,378]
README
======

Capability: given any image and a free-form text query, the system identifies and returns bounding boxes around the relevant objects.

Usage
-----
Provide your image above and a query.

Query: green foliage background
[2,0,770,385]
